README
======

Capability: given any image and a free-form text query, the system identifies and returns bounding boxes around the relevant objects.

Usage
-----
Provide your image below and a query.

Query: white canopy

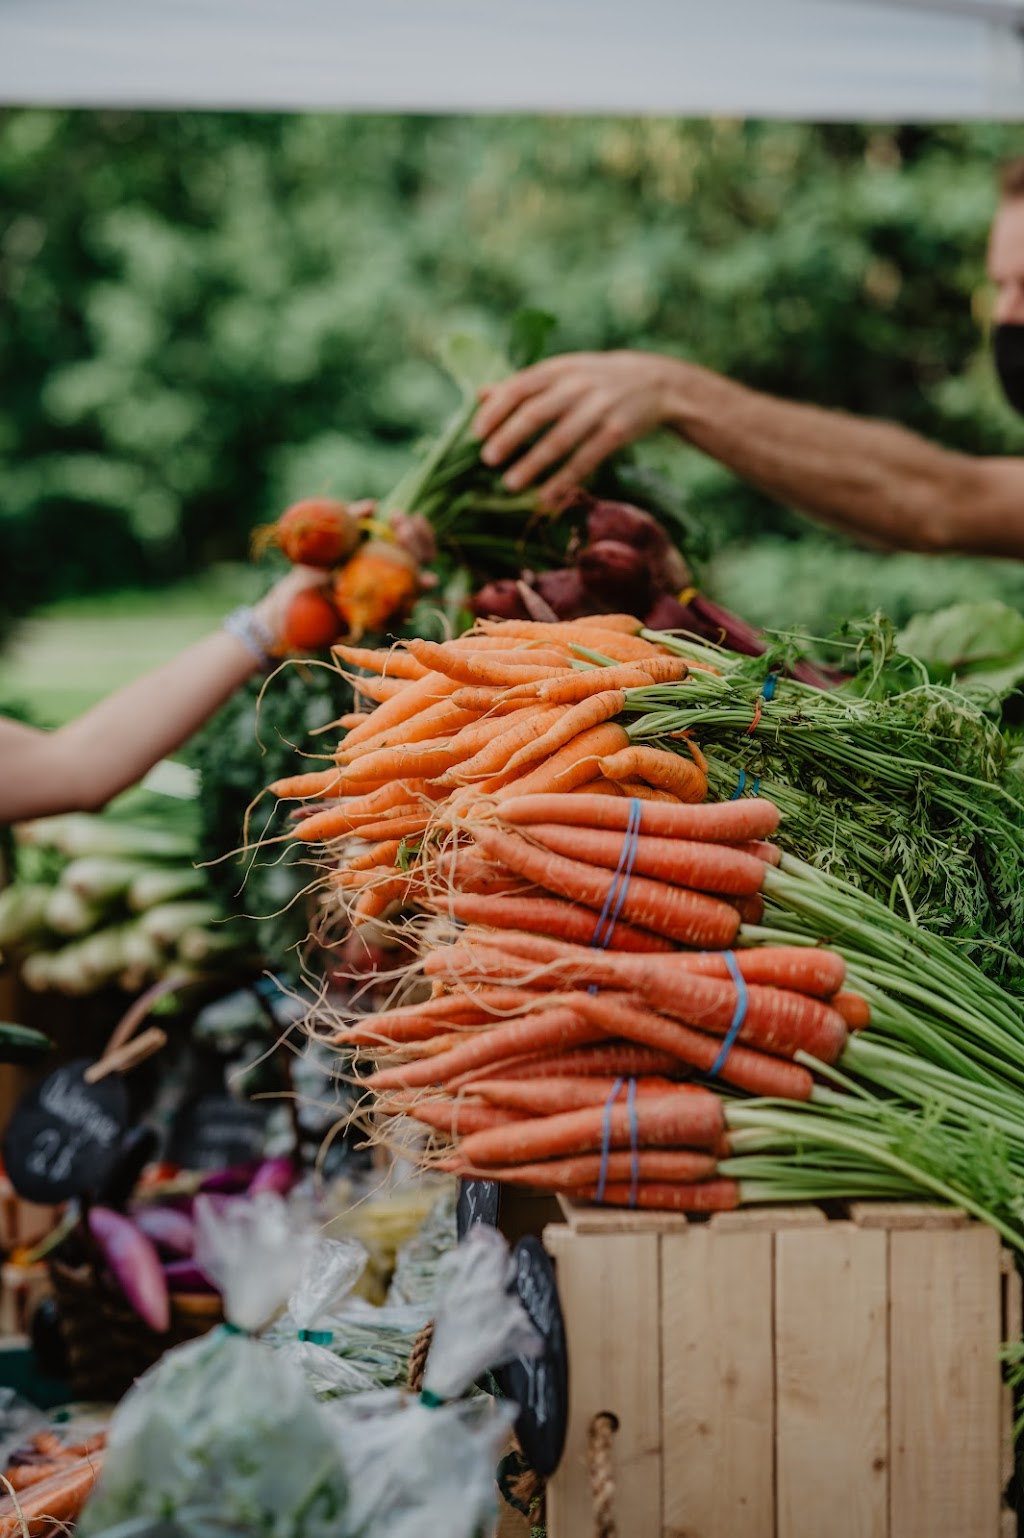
[0,0,1022,119]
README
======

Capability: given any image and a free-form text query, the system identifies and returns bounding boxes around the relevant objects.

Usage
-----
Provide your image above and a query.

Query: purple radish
[247,1157,297,1197]
[198,1161,260,1194]
[88,1207,170,1333]
[132,1206,195,1257]
[162,1258,218,1295]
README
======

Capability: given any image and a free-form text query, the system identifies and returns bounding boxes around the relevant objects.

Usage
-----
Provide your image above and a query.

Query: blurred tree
[1,112,1022,637]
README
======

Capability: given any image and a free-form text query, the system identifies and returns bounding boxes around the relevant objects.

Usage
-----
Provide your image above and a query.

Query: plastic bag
[271,1237,381,1396]
[79,1194,349,1538]
[329,1225,541,1538]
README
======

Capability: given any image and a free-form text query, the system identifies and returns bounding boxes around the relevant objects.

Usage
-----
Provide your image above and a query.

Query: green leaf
[507,308,557,369]
[897,600,1024,700]
[436,332,511,401]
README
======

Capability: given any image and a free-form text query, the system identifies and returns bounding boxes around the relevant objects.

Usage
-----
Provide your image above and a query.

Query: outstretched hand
[472,351,678,507]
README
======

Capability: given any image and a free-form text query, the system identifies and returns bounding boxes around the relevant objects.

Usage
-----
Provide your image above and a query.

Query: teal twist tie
[298,1328,334,1345]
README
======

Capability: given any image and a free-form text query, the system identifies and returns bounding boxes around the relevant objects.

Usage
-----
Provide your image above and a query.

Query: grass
[0,565,264,726]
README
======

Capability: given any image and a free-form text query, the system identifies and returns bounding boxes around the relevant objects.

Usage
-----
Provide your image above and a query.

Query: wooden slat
[848,1201,969,1230]
[661,1226,774,1538]
[709,1204,826,1233]
[559,1200,690,1235]
[775,1222,888,1538]
[545,1229,662,1538]
[890,1226,1003,1538]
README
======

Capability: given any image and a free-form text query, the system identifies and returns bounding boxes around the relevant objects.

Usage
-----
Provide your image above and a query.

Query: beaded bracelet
[222,606,277,672]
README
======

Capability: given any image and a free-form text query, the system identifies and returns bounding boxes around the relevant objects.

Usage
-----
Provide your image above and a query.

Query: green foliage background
[2,111,1024,641]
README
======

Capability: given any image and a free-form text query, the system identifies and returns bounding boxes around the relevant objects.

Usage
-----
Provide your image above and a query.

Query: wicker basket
[49,1258,222,1401]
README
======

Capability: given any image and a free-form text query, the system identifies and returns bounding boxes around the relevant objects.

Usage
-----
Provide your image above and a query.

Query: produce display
[0,813,254,996]
[258,614,1024,1242]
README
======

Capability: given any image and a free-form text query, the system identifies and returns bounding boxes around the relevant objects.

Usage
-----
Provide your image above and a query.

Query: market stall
[1,8,1024,1536]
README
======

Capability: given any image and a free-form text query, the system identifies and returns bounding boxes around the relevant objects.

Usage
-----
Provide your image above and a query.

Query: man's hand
[472,351,681,507]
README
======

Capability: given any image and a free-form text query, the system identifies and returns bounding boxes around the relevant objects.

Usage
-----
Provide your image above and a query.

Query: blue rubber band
[730,769,747,800]
[595,1077,624,1204]
[762,673,778,701]
[709,951,749,1078]
[590,798,643,950]
[626,1078,640,1208]
[751,776,761,797]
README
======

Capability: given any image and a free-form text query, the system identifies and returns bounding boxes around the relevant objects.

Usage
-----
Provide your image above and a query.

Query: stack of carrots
[261,614,879,1214]
[0,1429,106,1538]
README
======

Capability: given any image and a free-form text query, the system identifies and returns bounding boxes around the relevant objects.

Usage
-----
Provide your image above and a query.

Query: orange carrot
[489,722,631,802]
[617,779,682,804]
[576,1180,740,1212]
[336,812,429,842]
[471,930,846,997]
[352,874,419,923]
[338,671,462,750]
[497,792,781,842]
[502,657,687,705]
[467,1075,682,1115]
[336,698,482,761]
[425,944,847,1064]
[733,838,782,866]
[441,704,565,786]
[494,690,626,777]
[831,990,872,1029]
[332,986,534,1046]
[475,613,644,636]
[467,825,741,948]
[455,1089,725,1166]
[269,767,345,799]
[571,990,816,1100]
[436,848,535,896]
[363,1005,597,1091]
[344,710,526,786]
[450,1041,686,1084]
[403,639,566,687]
[432,893,674,953]
[446,1148,719,1188]
[729,892,765,925]
[0,1451,106,1536]
[403,1100,529,1136]
[291,781,433,842]
[475,620,658,660]
[341,839,405,873]
[331,643,430,679]
[520,824,766,896]
[599,745,707,802]
[347,673,408,703]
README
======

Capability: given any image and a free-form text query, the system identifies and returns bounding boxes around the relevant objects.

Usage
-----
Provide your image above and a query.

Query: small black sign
[3,1058,129,1203]
[168,1094,268,1172]
[495,1236,569,1479]
[456,1178,500,1240]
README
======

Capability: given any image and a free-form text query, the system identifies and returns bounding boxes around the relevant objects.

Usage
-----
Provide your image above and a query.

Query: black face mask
[993,323,1024,416]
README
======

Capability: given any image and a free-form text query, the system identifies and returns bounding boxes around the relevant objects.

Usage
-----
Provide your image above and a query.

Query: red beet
[578,539,653,614]
[469,579,529,621]
[586,500,689,592]
[532,567,589,620]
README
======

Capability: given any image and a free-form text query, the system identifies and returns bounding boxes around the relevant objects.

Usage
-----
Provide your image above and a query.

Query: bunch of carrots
[0,1429,106,1538]
[262,614,1024,1239]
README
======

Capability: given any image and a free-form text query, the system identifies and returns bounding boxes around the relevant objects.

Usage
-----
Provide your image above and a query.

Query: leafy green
[897,600,1024,701]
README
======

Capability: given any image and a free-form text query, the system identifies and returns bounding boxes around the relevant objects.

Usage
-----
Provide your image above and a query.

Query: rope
[406,1318,434,1392]
[588,1412,619,1538]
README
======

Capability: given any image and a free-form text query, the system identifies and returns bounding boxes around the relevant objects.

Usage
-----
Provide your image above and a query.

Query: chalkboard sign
[3,1058,129,1203]
[495,1236,569,1478]
[456,1178,500,1240]
[168,1094,268,1171]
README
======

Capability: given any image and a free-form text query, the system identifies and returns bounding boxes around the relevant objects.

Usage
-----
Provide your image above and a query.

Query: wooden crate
[544,1201,1021,1538]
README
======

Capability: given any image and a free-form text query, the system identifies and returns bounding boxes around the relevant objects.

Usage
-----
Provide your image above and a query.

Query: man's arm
[474,352,1024,560]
